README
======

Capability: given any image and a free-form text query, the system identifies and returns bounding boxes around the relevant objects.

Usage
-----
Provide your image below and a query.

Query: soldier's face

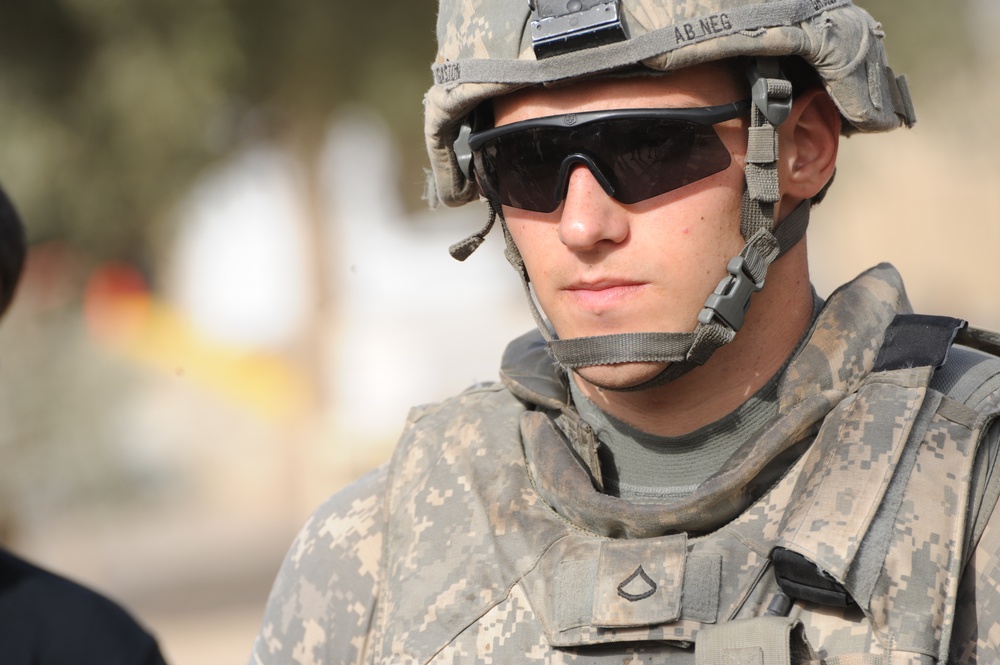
[496,64,749,388]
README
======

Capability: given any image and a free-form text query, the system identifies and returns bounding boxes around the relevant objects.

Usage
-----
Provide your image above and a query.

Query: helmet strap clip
[749,58,793,126]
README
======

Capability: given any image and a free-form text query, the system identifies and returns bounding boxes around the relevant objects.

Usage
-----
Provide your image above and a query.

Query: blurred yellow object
[84,262,309,420]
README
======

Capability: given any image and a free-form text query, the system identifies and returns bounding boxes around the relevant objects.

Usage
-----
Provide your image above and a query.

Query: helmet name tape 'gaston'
[425,0,915,390]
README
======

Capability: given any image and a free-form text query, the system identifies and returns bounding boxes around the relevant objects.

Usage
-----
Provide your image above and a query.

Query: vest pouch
[695,615,818,665]
[771,547,854,608]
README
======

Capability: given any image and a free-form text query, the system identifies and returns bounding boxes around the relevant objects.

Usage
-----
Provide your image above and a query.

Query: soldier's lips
[563,281,647,311]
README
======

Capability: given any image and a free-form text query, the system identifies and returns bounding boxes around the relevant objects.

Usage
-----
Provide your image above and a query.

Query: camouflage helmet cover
[424,0,915,208]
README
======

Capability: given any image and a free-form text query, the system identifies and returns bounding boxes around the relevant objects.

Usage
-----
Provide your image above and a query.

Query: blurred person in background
[0,186,167,664]
[251,0,1000,662]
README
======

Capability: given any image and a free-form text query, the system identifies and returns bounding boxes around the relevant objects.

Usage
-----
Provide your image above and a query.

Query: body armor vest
[370,266,1000,664]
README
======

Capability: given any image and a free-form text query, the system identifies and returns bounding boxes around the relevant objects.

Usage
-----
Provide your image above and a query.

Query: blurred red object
[83,262,151,346]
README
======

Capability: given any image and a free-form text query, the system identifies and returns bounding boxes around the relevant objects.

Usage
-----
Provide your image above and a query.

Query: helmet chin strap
[450,58,810,392]
[499,197,810,392]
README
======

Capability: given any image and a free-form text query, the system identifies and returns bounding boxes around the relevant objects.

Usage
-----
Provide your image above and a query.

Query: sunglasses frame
[468,99,751,212]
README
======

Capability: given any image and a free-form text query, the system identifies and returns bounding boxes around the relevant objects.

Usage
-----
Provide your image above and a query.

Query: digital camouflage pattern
[250,264,1000,665]
[425,0,915,208]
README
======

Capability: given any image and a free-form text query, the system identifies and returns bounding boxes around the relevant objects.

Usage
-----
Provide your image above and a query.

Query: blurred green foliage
[0,0,438,269]
[0,1,989,269]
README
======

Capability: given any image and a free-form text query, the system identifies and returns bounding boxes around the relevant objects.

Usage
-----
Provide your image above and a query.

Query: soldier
[251,1,1000,663]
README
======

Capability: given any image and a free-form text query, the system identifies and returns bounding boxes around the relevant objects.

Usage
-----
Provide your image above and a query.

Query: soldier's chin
[572,361,670,392]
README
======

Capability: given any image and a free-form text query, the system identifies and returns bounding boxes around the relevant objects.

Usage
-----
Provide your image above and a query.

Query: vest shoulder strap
[774,312,997,662]
[955,324,1000,359]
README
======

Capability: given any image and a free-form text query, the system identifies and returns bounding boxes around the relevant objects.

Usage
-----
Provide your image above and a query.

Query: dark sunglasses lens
[474,118,734,212]
[610,121,733,204]
[476,130,565,213]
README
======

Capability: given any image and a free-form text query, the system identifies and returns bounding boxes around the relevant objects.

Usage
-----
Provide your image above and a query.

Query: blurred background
[0,1,996,663]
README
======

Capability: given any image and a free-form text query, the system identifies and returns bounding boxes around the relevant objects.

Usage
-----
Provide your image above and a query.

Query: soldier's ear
[778,88,840,202]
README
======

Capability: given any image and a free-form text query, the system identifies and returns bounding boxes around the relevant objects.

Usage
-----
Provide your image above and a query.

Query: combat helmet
[425,0,916,390]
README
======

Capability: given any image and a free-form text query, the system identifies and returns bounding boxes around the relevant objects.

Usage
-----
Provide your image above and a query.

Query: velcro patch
[592,534,687,627]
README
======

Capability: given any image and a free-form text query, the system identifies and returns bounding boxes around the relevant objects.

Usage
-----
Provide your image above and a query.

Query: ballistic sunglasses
[468,99,751,213]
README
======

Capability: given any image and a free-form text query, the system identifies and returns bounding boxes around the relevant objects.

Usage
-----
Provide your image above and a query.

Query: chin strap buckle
[698,254,764,332]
